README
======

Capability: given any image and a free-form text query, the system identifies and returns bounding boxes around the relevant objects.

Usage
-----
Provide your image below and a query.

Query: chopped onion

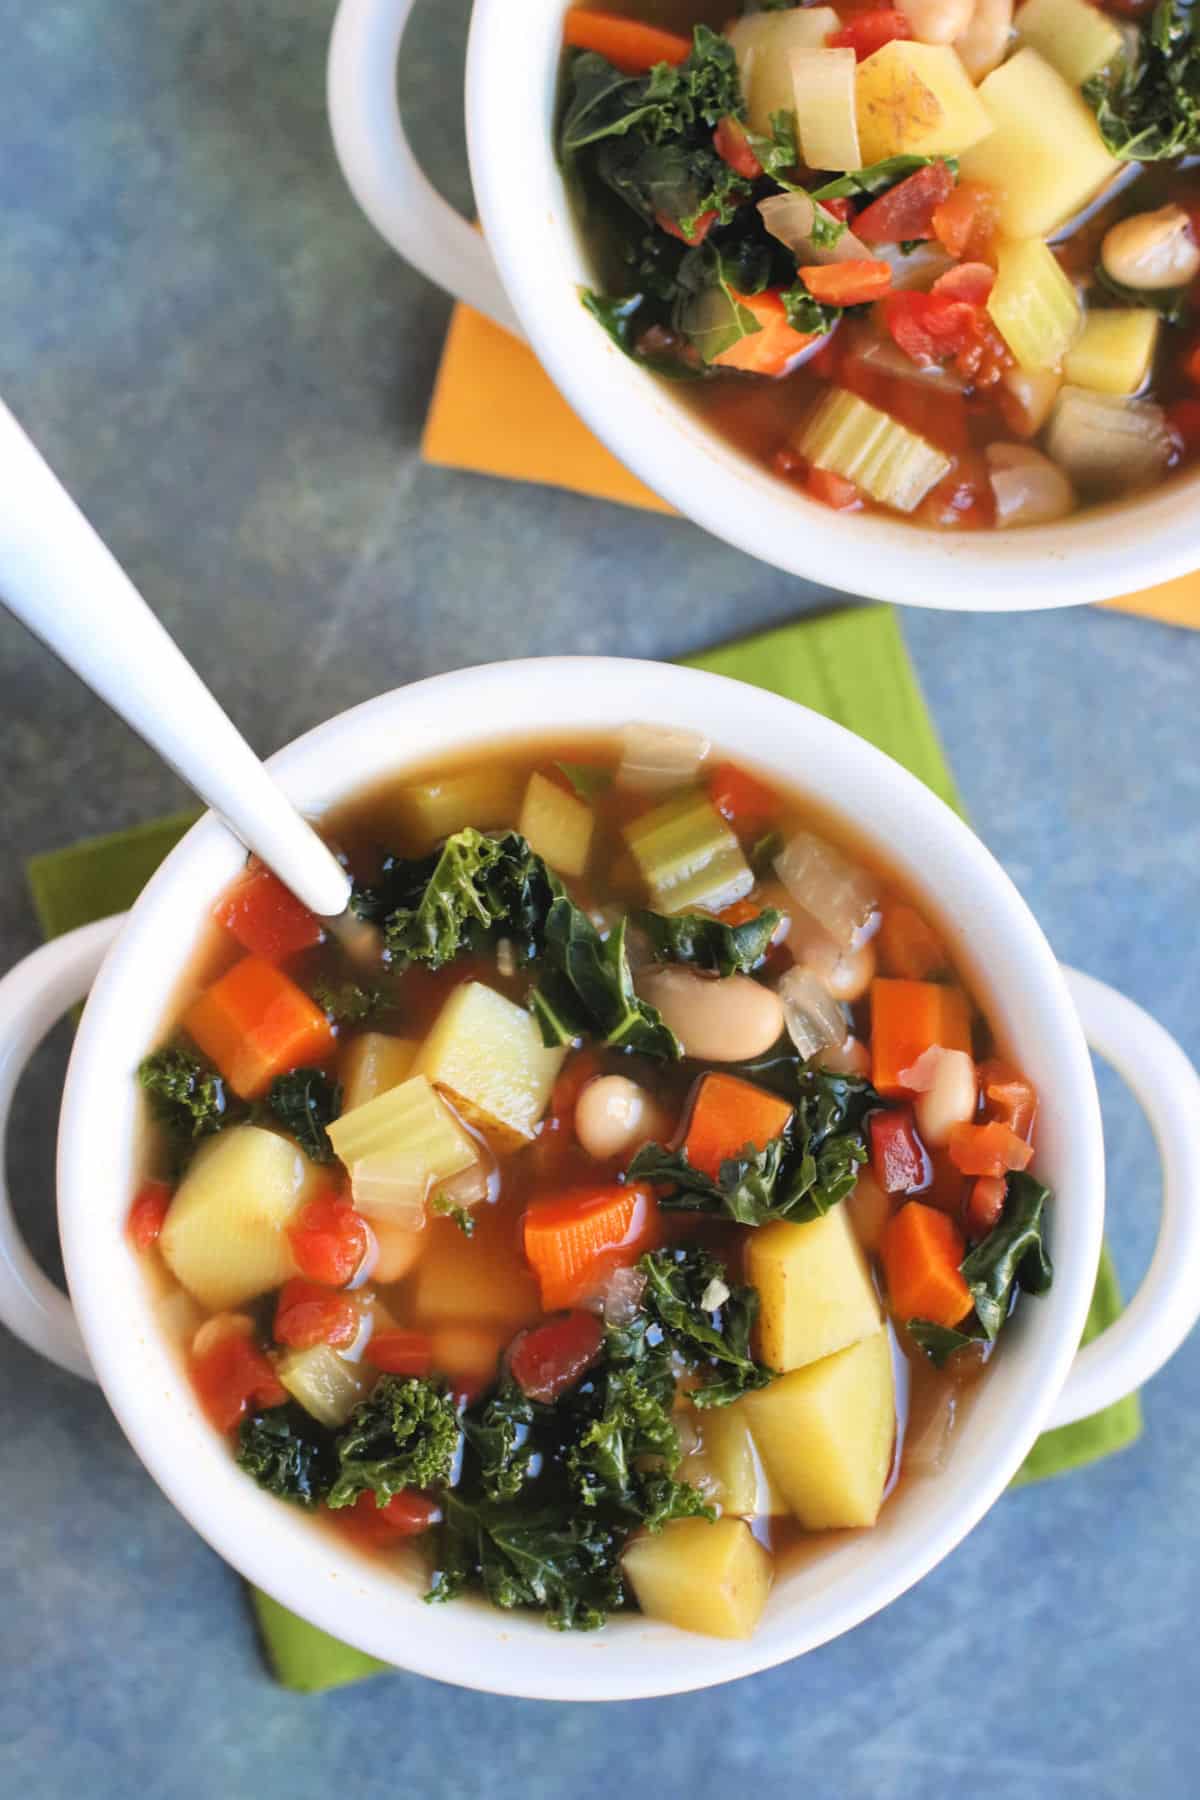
[601,1265,647,1326]
[852,335,966,393]
[759,192,869,266]
[435,1154,498,1211]
[700,1275,731,1312]
[986,442,1077,527]
[777,966,848,1060]
[789,47,862,174]
[1045,386,1172,496]
[871,241,958,292]
[350,1153,429,1227]
[344,1221,380,1290]
[774,830,877,949]
[617,723,710,795]
[896,1046,945,1092]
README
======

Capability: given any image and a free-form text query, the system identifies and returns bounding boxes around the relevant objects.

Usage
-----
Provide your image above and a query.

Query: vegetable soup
[560,1,1200,528]
[131,729,1052,1640]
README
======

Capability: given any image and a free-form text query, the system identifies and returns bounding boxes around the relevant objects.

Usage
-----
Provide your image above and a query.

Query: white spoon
[0,400,371,946]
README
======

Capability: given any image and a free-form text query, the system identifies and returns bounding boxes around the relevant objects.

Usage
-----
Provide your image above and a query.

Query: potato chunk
[747,1207,882,1373]
[393,768,522,850]
[854,42,993,162]
[744,1330,896,1530]
[623,1518,773,1639]
[678,1400,786,1516]
[1063,308,1160,396]
[414,981,566,1151]
[159,1125,319,1310]
[518,772,593,879]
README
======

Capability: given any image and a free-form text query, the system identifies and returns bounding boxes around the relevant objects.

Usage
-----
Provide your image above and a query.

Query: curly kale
[1084,0,1200,160]
[265,1067,341,1164]
[636,1248,774,1407]
[236,1404,337,1508]
[138,1044,238,1153]
[909,1173,1055,1363]
[311,980,385,1027]
[327,1376,460,1510]
[635,904,781,976]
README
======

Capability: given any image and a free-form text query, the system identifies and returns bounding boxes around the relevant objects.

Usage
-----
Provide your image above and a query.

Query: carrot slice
[880,1201,972,1327]
[712,289,818,377]
[870,978,972,1097]
[183,955,336,1099]
[684,1073,793,1180]
[797,260,893,306]
[947,1120,1034,1179]
[563,9,691,72]
[523,1184,656,1311]
[876,903,949,981]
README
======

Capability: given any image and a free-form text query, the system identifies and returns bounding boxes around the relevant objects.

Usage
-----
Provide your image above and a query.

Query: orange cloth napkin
[422,303,1200,629]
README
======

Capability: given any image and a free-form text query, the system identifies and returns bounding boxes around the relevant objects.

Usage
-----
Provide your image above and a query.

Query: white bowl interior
[59,660,1103,1698]
[465,2,1200,610]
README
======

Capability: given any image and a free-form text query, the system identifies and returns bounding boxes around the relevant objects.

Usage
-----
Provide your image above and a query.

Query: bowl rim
[57,658,1104,1699]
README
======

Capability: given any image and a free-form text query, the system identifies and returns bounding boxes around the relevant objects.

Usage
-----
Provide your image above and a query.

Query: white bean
[998,365,1062,440]
[914,1049,978,1147]
[954,0,1013,81]
[799,931,877,1003]
[574,1075,663,1162]
[898,0,974,44]
[986,442,1077,528]
[1101,204,1200,292]
[638,967,785,1063]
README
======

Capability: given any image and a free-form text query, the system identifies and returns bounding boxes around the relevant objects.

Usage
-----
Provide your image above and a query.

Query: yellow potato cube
[623,1518,773,1640]
[678,1400,786,1516]
[747,1207,882,1373]
[959,48,1122,240]
[854,42,993,163]
[339,1032,419,1114]
[1063,308,1160,396]
[518,771,594,879]
[743,1329,896,1530]
[159,1125,319,1310]
[393,767,522,850]
[1016,0,1123,87]
[414,980,566,1151]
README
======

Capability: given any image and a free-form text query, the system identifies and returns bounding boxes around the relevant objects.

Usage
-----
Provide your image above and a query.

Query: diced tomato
[366,1329,435,1378]
[713,115,763,180]
[190,1325,287,1434]
[915,451,996,531]
[773,444,808,483]
[827,8,912,60]
[947,1120,1035,1179]
[656,208,717,247]
[823,197,854,224]
[932,262,995,306]
[931,181,999,262]
[853,161,956,245]
[807,466,863,511]
[869,1106,931,1195]
[966,1176,1007,1240]
[274,1278,360,1350]
[1167,398,1200,461]
[881,289,1010,387]
[214,864,324,963]
[287,1190,370,1287]
[127,1179,172,1251]
[708,761,777,833]
[977,1059,1038,1139]
[332,1489,441,1549]
[798,259,893,306]
[509,1311,605,1403]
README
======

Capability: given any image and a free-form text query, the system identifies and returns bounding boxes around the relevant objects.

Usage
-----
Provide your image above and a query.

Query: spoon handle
[0,402,351,918]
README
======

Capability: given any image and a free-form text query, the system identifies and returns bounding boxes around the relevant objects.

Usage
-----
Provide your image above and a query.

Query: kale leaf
[581,291,705,378]
[236,1404,337,1508]
[636,904,780,975]
[430,1493,628,1632]
[375,829,546,970]
[311,979,385,1027]
[629,1069,874,1228]
[462,1382,544,1503]
[561,26,743,158]
[1084,0,1200,160]
[637,1248,775,1407]
[746,109,803,185]
[327,1376,460,1509]
[138,1045,239,1150]
[960,1172,1054,1341]
[811,154,956,202]
[906,1320,980,1369]
[554,761,612,800]
[265,1067,341,1164]
[533,898,682,1059]
[431,1195,477,1237]
[781,281,843,335]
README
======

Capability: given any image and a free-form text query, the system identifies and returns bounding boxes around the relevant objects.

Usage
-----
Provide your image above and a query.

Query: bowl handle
[1046,967,1200,1429]
[326,0,523,337]
[0,916,126,1381]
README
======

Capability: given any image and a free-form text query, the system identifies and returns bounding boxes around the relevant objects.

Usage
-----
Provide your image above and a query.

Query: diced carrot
[509,1312,606,1402]
[367,1329,435,1378]
[827,8,912,60]
[931,181,999,262]
[563,8,692,73]
[127,1179,173,1252]
[183,955,336,1099]
[713,115,763,180]
[978,1058,1038,1140]
[656,207,718,246]
[718,897,766,927]
[684,1073,793,1180]
[214,863,323,963]
[712,289,818,377]
[287,1192,370,1287]
[274,1278,360,1350]
[708,761,777,833]
[876,904,949,981]
[190,1325,288,1433]
[523,1184,656,1311]
[880,1201,972,1327]
[966,1175,1006,1240]
[870,978,972,1097]
[806,466,862,511]
[947,1120,1034,1179]
[797,260,892,307]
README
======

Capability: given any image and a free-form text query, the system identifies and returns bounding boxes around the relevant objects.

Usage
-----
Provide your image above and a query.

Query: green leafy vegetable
[462,1382,543,1503]
[636,904,780,975]
[311,980,385,1027]
[961,1173,1054,1341]
[780,280,843,335]
[746,109,803,186]
[1084,0,1200,160]
[138,1045,239,1150]
[431,1195,477,1237]
[265,1068,341,1164]
[680,248,774,362]
[637,1248,774,1407]
[581,291,704,378]
[236,1404,336,1508]
[750,829,783,876]
[534,897,682,1059]
[812,154,956,202]
[327,1376,460,1510]
[430,1493,629,1632]
[906,1320,980,1368]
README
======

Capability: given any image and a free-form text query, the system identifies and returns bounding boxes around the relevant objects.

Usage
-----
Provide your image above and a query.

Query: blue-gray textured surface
[2,3,1198,1796]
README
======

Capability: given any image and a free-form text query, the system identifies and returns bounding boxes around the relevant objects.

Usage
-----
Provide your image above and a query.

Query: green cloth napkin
[25,604,1139,1693]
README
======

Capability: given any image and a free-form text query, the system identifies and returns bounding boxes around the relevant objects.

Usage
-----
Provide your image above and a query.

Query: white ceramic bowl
[324,0,1200,611]
[2,659,1199,1699]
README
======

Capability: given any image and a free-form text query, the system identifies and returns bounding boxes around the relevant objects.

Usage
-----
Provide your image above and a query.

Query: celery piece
[278,1344,376,1429]
[393,768,522,850]
[795,389,950,513]
[413,980,566,1150]
[727,6,839,136]
[518,771,594,879]
[339,1033,419,1114]
[987,241,1082,373]
[624,790,754,916]
[1045,386,1172,494]
[327,1073,477,1187]
[790,48,862,174]
[1063,308,1159,396]
[1015,0,1123,87]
